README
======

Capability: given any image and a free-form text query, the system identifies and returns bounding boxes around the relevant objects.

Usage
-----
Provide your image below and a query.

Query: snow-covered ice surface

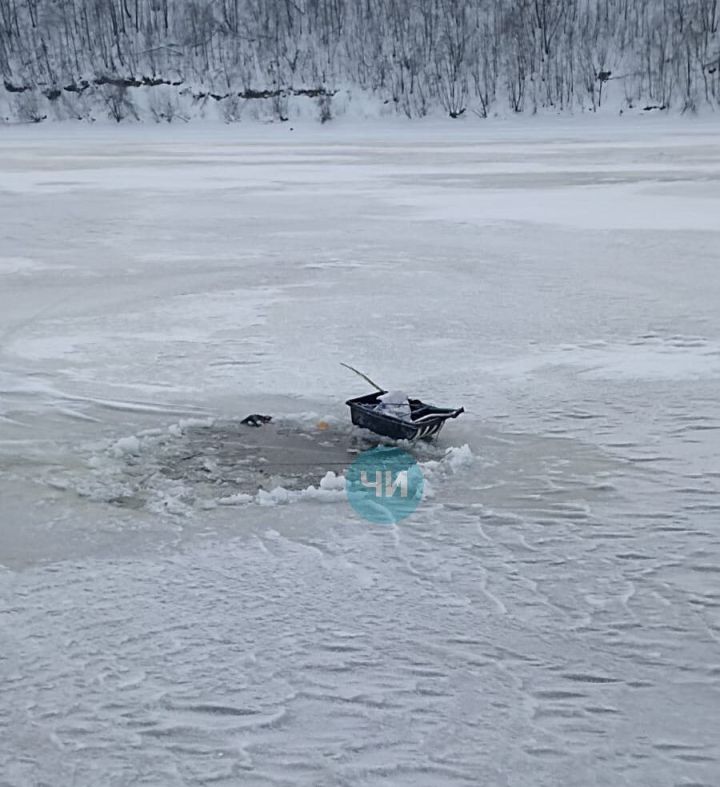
[1,117,720,785]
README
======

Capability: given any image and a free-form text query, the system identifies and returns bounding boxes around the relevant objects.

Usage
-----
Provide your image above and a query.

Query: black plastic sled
[346,391,464,441]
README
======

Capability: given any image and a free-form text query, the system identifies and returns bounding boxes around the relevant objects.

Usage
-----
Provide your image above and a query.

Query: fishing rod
[340,362,384,392]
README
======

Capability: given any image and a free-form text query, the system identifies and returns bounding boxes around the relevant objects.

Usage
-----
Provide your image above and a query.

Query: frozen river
[1,118,719,785]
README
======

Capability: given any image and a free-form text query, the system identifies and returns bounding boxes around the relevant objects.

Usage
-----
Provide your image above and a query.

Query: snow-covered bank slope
[0,80,716,126]
[2,0,719,123]
[1,120,719,785]
[0,80,350,125]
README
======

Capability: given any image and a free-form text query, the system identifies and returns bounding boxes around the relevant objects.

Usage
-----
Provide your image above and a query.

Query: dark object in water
[346,391,464,441]
[241,414,272,427]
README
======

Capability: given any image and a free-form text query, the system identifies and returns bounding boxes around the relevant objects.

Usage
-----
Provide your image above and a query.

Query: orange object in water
[316,420,330,431]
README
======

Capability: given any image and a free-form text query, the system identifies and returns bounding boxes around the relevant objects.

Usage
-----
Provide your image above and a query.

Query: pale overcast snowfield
[1,117,720,786]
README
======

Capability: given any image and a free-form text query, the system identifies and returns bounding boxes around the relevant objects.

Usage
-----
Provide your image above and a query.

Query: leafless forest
[1,0,719,122]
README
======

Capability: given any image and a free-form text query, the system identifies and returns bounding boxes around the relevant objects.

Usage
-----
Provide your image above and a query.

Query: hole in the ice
[79,417,449,514]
